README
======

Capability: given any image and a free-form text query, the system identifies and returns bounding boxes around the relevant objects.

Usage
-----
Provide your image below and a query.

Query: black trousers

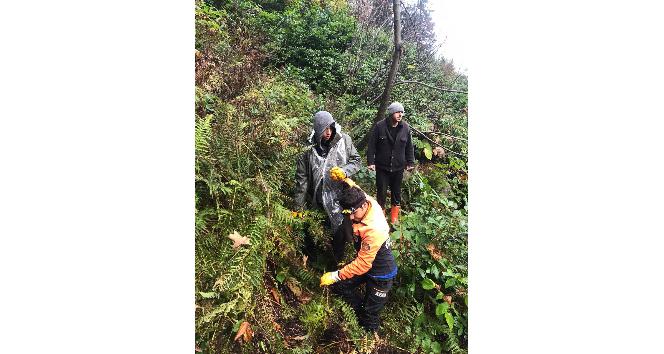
[376,168,404,209]
[332,215,353,264]
[332,274,393,331]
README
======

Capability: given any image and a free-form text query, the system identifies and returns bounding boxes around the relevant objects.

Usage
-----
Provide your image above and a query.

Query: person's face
[349,201,369,223]
[321,127,332,141]
[392,111,404,123]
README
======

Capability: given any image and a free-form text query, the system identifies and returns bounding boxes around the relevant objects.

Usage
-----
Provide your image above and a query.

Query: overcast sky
[427,0,468,74]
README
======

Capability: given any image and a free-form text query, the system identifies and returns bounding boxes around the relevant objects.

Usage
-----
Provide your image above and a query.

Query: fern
[300,297,328,339]
[293,267,317,289]
[194,207,215,238]
[195,114,213,155]
[442,325,466,354]
[197,298,238,326]
[271,203,295,227]
[198,291,218,299]
[333,298,364,341]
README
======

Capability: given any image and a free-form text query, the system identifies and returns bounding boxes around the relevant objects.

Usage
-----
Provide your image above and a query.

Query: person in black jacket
[366,102,415,224]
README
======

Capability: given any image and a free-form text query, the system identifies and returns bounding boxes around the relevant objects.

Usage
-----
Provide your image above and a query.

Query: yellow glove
[330,166,346,181]
[320,271,340,286]
[291,211,303,218]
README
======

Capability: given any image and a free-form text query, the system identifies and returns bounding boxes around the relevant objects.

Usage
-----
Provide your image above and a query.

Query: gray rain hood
[311,110,335,145]
[307,111,352,231]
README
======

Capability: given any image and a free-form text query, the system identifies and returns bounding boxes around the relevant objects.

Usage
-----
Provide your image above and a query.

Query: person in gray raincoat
[294,111,362,264]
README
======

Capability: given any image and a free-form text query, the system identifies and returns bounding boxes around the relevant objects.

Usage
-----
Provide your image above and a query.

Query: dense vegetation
[194,0,468,352]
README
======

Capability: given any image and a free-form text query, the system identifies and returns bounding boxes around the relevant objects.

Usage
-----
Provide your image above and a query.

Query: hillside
[194,0,468,352]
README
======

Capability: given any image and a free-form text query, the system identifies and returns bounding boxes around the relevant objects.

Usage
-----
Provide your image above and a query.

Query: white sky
[427,0,468,74]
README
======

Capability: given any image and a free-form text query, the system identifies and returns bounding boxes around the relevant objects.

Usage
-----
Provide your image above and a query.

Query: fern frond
[333,298,364,341]
[293,267,317,289]
[196,298,238,327]
[195,114,213,155]
[443,326,466,354]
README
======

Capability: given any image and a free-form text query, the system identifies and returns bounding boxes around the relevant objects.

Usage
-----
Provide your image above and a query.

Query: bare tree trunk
[375,0,402,123]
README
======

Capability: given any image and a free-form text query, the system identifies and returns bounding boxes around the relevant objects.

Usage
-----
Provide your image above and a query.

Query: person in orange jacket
[320,179,398,332]
[366,102,415,224]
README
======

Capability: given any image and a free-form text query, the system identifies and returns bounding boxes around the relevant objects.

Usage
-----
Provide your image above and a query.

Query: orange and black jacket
[338,195,398,280]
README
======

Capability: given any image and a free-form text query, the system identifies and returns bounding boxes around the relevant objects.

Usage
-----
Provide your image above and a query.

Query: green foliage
[366,159,470,353]
[195,1,230,53]
[333,298,362,339]
[195,61,318,353]
[422,278,436,290]
[300,297,328,338]
[257,0,357,94]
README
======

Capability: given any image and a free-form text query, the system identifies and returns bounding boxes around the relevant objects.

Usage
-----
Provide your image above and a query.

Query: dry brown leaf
[228,231,251,249]
[270,287,281,304]
[433,146,445,158]
[273,321,282,332]
[213,274,225,289]
[291,335,309,341]
[302,255,308,269]
[285,278,312,303]
[298,291,312,304]
[234,321,253,343]
[426,243,443,261]
[285,279,302,298]
[195,345,202,352]
[444,295,453,305]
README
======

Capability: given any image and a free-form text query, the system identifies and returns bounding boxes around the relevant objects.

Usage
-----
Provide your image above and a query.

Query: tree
[375,0,402,123]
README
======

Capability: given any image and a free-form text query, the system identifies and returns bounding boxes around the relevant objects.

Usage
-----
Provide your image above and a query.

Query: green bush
[257,0,357,94]
[377,165,468,353]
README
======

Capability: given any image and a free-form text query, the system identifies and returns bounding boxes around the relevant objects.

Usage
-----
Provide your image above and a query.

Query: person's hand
[330,166,346,181]
[406,165,415,172]
[367,164,375,171]
[320,271,340,286]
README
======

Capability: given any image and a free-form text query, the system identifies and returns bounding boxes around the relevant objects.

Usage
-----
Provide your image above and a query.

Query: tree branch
[394,80,467,94]
[419,131,467,141]
[409,122,466,157]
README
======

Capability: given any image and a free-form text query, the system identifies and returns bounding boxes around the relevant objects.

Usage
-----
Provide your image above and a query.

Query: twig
[389,343,412,353]
[394,80,467,94]
[441,73,465,118]
[369,91,383,104]
[320,340,345,350]
[409,123,466,157]
[419,131,467,141]
[320,337,375,351]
